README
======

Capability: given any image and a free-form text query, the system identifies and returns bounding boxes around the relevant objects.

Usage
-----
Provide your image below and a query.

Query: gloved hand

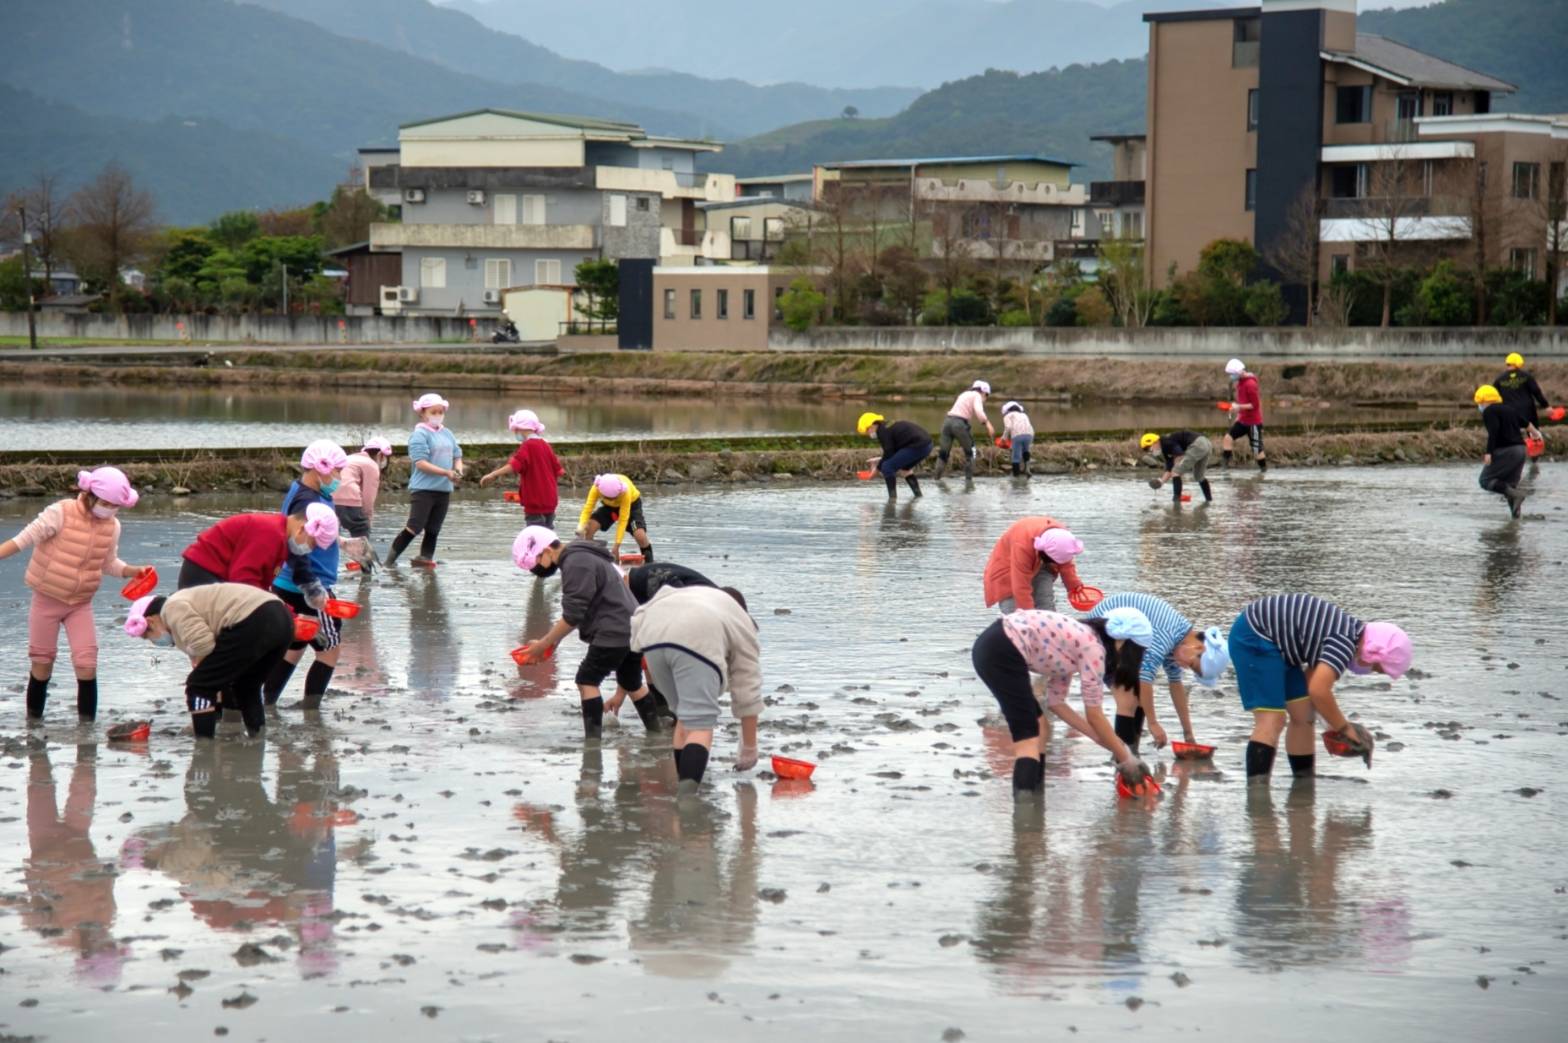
[1337,721,1375,768]
[1147,477,1163,490]
[301,581,328,611]
[735,743,759,772]
[1117,756,1153,787]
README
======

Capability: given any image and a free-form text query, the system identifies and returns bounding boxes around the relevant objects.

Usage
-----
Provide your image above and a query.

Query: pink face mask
[91,504,119,520]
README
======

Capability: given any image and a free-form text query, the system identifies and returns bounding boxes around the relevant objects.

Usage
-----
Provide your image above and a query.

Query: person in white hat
[934,379,996,481]
[1222,359,1266,471]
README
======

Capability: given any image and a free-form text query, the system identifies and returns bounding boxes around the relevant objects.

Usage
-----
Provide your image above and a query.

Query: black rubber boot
[25,675,48,719]
[1288,753,1315,778]
[933,455,947,480]
[1023,451,1032,477]
[676,743,710,792]
[1011,462,1021,477]
[386,529,415,566]
[884,472,898,498]
[76,678,98,720]
[1011,755,1044,797]
[581,696,605,739]
[962,451,975,480]
[1223,449,1234,467]
[631,694,662,734]
[301,662,333,710]
[263,659,297,705]
[1246,740,1277,778]
[906,475,922,497]
[1199,479,1213,502]
[1171,476,1183,503]
[1257,457,1267,472]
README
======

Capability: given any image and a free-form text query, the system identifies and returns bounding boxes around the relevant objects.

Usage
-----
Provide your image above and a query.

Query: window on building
[690,288,702,319]
[1396,93,1419,122]
[774,285,785,320]
[1245,169,1257,212]
[763,217,784,241]
[1125,211,1144,239]
[1476,91,1491,114]
[609,194,627,227]
[1331,254,1350,277]
[1510,247,1539,279]
[1232,17,1260,68]
[743,288,756,319]
[419,256,446,288]
[663,288,676,320]
[1099,211,1116,236]
[493,194,517,225]
[1330,163,1369,199]
[1433,91,1453,117]
[1070,209,1083,231]
[534,259,561,284]
[1336,85,1372,124]
[521,194,546,225]
[1513,162,1541,200]
[717,288,729,319]
[1247,88,1259,131]
[731,215,753,240]
[636,196,650,212]
[484,258,511,289]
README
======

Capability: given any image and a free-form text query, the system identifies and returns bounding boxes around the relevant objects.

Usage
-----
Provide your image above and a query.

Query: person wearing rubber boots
[577,474,653,563]
[1475,384,1529,518]
[969,606,1156,800]
[512,526,663,739]
[1222,359,1266,471]
[1494,351,1550,441]
[632,584,763,793]
[934,380,996,481]
[1001,401,1034,477]
[1141,431,1213,504]
[1228,594,1410,784]
[858,412,930,498]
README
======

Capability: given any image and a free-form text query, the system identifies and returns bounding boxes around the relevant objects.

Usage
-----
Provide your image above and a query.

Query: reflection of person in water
[407,572,460,699]
[510,577,561,696]
[628,782,760,979]
[1232,786,1374,968]
[544,745,662,931]
[128,737,367,978]
[7,746,127,984]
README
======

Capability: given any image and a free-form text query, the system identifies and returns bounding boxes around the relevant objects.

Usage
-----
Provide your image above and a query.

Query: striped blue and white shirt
[1243,594,1365,677]
[1088,592,1192,684]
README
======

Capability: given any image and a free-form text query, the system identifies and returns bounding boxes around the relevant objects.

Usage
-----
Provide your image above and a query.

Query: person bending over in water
[934,380,996,481]
[858,412,931,498]
[982,517,1086,614]
[1141,430,1213,504]
[577,473,653,563]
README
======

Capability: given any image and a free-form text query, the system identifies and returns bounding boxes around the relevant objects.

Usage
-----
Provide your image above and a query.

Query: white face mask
[288,536,314,555]
[424,412,445,430]
[91,504,118,520]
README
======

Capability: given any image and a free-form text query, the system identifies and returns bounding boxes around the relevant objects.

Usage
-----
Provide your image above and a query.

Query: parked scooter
[492,319,521,344]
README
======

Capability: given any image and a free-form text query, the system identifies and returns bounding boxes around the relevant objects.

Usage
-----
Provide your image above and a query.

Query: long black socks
[387,529,415,564]
[1012,755,1044,796]
[885,473,898,497]
[301,662,334,710]
[263,659,298,705]
[419,529,439,559]
[1171,476,1183,503]
[676,744,709,787]
[192,711,219,738]
[25,675,48,719]
[1246,740,1277,778]
[906,475,922,497]
[76,678,98,720]
[631,694,661,733]
[641,543,654,563]
[581,696,605,738]
[1199,479,1213,502]
[1288,753,1315,778]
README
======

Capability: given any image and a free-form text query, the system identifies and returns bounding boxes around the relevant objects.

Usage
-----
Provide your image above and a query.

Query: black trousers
[177,558,225,590]
[185,601,295,733]
[971,619,1041,742]
[403,489,451,557]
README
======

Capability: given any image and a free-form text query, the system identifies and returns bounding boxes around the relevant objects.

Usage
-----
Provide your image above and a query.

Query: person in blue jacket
[386,393,464,568]
[264,440,347,710]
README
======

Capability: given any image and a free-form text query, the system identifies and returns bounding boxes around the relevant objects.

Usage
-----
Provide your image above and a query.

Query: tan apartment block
[651,267,801,351]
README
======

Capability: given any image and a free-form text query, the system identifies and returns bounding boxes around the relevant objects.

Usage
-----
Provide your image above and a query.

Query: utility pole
[17,204,37,351]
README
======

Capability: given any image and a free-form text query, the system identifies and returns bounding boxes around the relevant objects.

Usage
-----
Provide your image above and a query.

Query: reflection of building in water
[129,735,368,978]
[407,573,461,699]
[7,747,126,985]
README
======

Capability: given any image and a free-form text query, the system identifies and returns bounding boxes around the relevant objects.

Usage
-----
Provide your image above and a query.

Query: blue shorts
[1229,612,1306,713]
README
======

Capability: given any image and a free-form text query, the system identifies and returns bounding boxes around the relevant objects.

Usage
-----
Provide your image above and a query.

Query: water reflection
[405,572,460,699]
[509,577,561,697]
[9,746,126,986]
[1475,524,1525,616]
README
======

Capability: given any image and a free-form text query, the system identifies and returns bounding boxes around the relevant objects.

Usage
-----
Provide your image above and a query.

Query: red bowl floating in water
[414,559,438,568]
[1115,773,1163,799]
[1067,586,1104,612]
[619,553,646,566]
[1547,406,1565,423]
[322,598,360,620]
[1171,741,1216,761]
[510,644,555,666]
[120,568,158,600]
[107,720,152,742]
[293,617,320,642]
[771,755,816,780]
[503,491,521,503]
[1180,494,1193,503]
[345,561,362,572]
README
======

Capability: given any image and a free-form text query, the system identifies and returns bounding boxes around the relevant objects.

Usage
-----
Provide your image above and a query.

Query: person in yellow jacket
[576,473,654,562]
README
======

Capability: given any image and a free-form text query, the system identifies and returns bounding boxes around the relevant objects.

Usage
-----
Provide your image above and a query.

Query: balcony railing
[672,227,703,247]
[1322,196,1468,219]
[1089,180,1146,207]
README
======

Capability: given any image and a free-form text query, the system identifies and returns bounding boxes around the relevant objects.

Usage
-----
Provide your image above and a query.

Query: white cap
[1225,359,1246,376]
[971,380,992,395]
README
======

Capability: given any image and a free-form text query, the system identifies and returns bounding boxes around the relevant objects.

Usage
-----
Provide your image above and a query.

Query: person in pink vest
[0,467,152,722]
[334,437,392,570]
[934,379,997,481]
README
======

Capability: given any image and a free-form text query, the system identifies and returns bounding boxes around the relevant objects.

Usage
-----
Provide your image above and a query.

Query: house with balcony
[1088,133,1147,241]
[812,155,1088,264]
[735,173,815,203]
[696,197,818,264]
[1141,0,1564,319]
[364,109,735,316]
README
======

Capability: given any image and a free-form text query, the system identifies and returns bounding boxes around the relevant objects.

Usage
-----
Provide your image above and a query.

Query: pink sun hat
[77,466,139,508]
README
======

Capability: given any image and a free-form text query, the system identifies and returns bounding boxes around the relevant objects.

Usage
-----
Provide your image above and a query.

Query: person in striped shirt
[1229,594,1412,782]
[1086,592,1231,753]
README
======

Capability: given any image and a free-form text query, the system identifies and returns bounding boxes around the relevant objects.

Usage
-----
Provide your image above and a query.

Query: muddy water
[0,465,1564,1041]
[0,383,1457,451]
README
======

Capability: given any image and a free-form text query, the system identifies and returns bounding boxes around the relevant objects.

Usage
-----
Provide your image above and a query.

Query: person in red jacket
[177,506,338,591]
[480,408,564,527]
[1222,358,1267,471]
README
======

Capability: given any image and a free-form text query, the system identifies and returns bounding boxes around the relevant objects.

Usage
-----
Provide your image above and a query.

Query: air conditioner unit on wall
[482,289,501,304]
[403,188,426,203]
[379,285,402,314]
[397,286,418,303]
[467,189,486,205]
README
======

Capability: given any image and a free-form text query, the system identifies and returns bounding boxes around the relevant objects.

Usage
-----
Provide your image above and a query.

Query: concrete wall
[601,191,663,260]
[766,325,1568,360]
[0,313,501,344]
[399,247,594,314]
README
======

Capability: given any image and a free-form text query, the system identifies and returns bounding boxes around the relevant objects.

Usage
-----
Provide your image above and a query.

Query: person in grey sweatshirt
[514,527,662,739]
[631,585,763,793]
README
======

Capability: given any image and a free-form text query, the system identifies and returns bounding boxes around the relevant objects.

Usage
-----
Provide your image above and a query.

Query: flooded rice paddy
[0,383,1458,451]
[0,464,1565,1041]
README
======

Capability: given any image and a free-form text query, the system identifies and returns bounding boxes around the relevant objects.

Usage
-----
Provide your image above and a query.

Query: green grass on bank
[0,336,192,348]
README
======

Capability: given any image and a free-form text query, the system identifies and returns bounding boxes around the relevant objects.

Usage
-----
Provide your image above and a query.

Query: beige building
[696,197,819,263]
[651,267,801,351]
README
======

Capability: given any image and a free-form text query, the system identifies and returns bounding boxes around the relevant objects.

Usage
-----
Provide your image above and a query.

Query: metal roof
[735,173,814,183]
[822,154,1079,170]
[399,108,645,132]
[1323,34,1516,93]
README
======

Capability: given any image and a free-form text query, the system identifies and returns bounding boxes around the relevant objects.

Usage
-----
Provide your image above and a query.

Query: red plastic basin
[771,755,816,780]
[1115,773,1163,799]
[120,569,157,600]
[1068,586,1104,612]
[503,491,521,503]
[1171,741,1216,761]
[293,617,320,642]
[323,598,360,620]
[511,644,555,666]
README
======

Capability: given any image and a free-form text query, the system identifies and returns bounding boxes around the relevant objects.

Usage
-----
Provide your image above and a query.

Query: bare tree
[1357,149,1426,327]
[928,199,977,305]
[1264,183,1321,326]
[1523,144,1568,325]
[1096,235,1154,327]
[1450,155,1517,325]
[65,162,157,304]
[809,180,864,321]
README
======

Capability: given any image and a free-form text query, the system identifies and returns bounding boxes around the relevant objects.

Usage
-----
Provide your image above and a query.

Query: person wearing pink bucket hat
[480,408,564,527]
[1229,594,1411,783]
[576,472,654,563]
[982,515,1089,614]
[0,465,152,722]
[386,393,464,567]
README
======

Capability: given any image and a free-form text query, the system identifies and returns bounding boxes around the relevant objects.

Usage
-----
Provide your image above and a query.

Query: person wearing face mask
[123,584,294,739]
[1222,358,1266,471]
[1475,384,1528,518]
[512,525,663,740]
[178,505,338,591]
[1229,594,1411,783]
[263,441,348,710]
[0,467,151,722]
[479,409,563,528]
[857,412,930,498]
[333,437,393,554]
[970,605,1157,800]
[982,517,1088,614]
[386,393,463,568]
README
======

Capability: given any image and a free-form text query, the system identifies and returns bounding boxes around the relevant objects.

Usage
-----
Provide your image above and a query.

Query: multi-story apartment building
[1143,0,1566,315]
[364,109,735,316]
[1088,133,1147,242]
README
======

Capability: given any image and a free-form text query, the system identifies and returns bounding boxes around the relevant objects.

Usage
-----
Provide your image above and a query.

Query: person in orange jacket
[982,516,1088,614]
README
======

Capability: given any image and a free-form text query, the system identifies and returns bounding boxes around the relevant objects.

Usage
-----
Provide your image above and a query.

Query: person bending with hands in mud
[858,412,931,499]
[512,526,662,739]
[1229,594,1410,783]
[1141,431,1214,504]
[934,379,996,481]
[1085,592,1230,753]
[577,473,653,563]
[970,605,1157,800]
[982,518,1087,614]
[632,584,763,792]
